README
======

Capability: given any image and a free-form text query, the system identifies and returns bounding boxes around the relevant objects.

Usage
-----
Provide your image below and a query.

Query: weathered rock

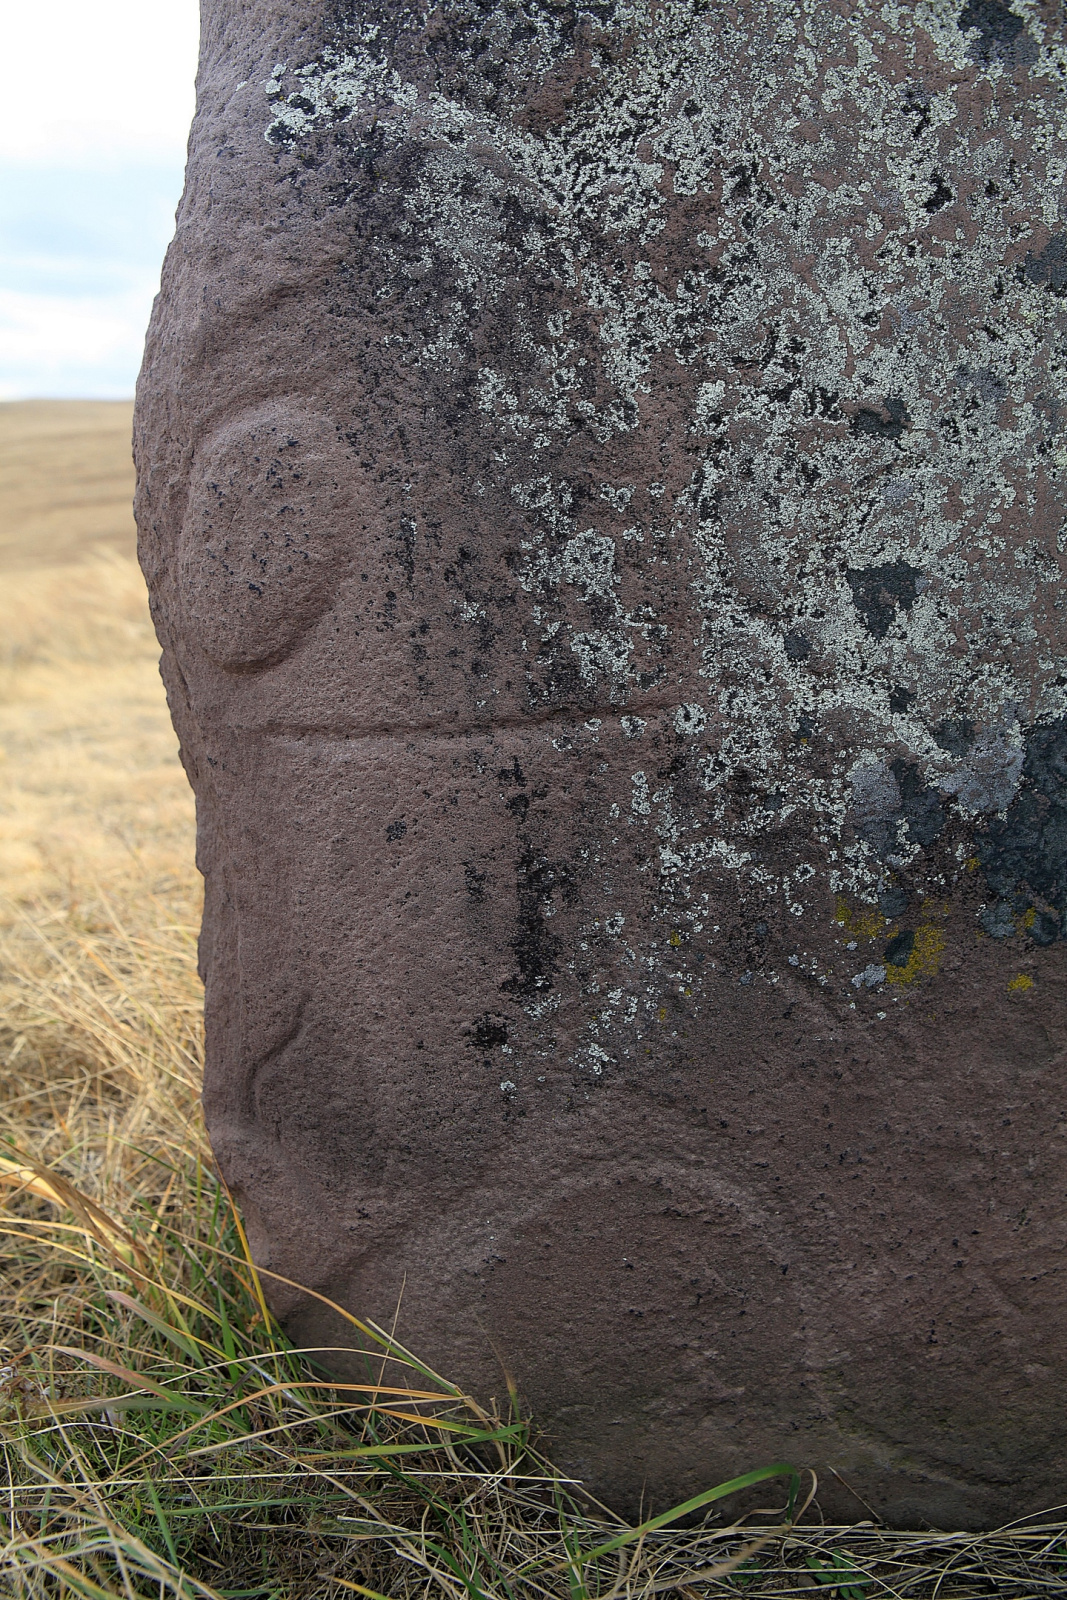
[136,0,1067,1526]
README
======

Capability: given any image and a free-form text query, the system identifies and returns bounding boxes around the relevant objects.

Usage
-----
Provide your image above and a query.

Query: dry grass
[1,404,1065,1598]
[0,401,142,573]
[0,401,193,912]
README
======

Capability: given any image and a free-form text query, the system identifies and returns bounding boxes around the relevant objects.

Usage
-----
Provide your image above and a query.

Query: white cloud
[1,2,199,396]
[0,277,161,401]
[5,2,199,166]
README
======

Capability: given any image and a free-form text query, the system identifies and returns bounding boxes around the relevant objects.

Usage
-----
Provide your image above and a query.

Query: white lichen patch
[262,0,1067,946]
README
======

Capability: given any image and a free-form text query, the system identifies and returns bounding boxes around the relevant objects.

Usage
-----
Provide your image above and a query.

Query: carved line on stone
[249,704,691,744]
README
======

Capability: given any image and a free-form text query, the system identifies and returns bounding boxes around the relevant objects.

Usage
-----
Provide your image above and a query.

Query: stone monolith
[136,0,1067,1526]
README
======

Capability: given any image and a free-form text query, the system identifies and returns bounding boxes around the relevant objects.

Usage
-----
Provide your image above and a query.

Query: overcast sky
[1,1,200,399]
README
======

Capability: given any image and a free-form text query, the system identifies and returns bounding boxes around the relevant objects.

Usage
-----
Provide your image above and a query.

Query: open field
[0,401,195,913]
[0,403,1064,1598]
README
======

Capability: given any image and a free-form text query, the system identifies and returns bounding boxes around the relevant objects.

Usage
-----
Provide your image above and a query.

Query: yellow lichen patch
[1008,973,1034,993]
[834,896,885,940]
[669,931,682,946]
[885,923,946,988]
[1022,907,1036,930]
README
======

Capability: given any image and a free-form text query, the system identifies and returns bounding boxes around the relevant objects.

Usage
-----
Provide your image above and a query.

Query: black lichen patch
[1023,235,1067,295]
[849,397,909,441]
[386,818,407,841]
[885,929,916,968]
[726,917,771,970]
[498,757,526,788]
[978,718,1067,940]
[1030,910,1061,946]
[980,899,1015,938]
[958,0,1036,67]
[784,629,811,661]
[878,883,909,919]
[891,759,946,849]
[502,846,567,996]
[889,685,914,714]
[934,717,975,757]
[469,1012,509,1050]
[924,172,954,213]
[847,561,922,639]
[464,862,487,902]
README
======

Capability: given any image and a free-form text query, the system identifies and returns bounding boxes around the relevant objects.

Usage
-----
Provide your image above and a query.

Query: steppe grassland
[0,401,202,1205]
[0,401,195,918]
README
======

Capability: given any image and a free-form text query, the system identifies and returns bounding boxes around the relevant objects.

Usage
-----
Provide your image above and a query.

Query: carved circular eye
[179,403,353,670]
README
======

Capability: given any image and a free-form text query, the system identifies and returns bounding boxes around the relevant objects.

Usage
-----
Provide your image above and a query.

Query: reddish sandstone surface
[137,0,1067,1524]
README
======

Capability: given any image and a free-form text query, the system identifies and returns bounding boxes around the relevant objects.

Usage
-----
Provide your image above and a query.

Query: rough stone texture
[136,0,1067,1527]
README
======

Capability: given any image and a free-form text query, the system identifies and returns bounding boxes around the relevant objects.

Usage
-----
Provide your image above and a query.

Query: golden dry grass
[1,404,1065,1598]
[0,402,143,572]
[0,400,195,914]
[0,399,201,1205]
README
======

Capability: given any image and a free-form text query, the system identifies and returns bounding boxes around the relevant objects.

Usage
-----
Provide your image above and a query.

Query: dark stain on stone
[464,862,486,902]
[885,929,916,967]
[396,520,417,585]
[958,0,1036,67]
[847,561,922,639]
[1030,910,1061,946]
[891,759,946,848]
[903,85,932,139]
[978,718,1067,939]
[935,717,975,757]
[1023,235,1067,295]
[878,883,909,919]
[784,629,811,661]
[502,846,565,997]
[849,397,910,441]
[499,758,527,788]
[470,1013,509,1050]
[925,172,954,213]
[980,899,1015,938]
[957,365,1007,405]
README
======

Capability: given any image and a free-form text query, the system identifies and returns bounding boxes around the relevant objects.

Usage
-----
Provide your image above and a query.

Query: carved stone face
[137,0,1067,1525]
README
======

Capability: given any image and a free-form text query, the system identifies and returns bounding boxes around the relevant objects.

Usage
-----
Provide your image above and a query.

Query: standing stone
[136,0,1067,1526]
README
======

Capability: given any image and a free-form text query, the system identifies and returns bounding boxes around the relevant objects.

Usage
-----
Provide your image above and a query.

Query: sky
[1,1,201,399]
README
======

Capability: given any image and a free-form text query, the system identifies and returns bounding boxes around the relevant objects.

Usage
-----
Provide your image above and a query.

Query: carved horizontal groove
[256,698,685,744]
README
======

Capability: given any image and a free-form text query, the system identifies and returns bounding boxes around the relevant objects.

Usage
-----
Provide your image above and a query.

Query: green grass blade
[143,1476,179,1572]
[547,1462,800,1573]
[104,1291,204,1367]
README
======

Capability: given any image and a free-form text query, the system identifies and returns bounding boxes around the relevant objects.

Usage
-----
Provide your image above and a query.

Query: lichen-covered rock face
[136,0,1067,1525]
